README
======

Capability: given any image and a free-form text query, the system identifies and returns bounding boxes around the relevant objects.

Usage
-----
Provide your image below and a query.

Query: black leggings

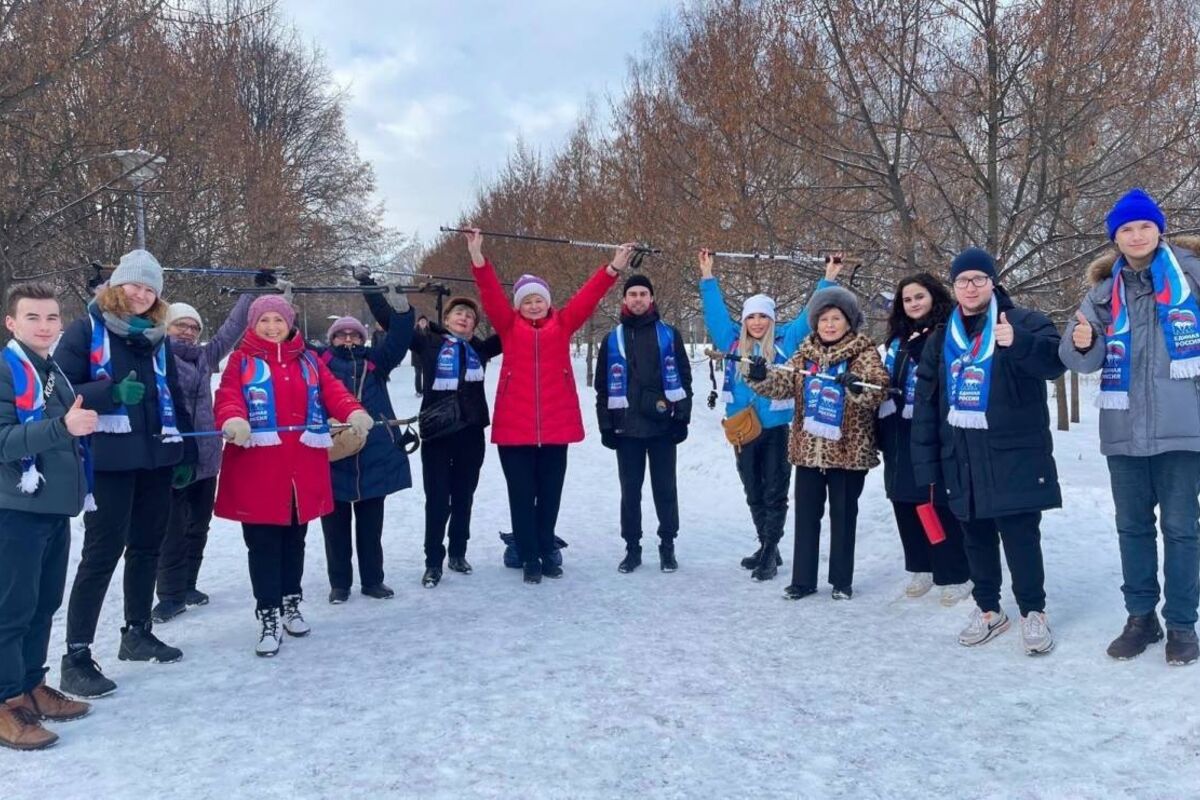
[242,522,307,611]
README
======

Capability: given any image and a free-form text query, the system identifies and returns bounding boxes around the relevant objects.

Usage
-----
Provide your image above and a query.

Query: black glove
[836,371,864,395]
[254,270,277,287]
[600,430,618,450]
[630,249,646,271]
[355,271,377,286]
[886,386,904,399]
[669,421,688,445]
[747,356,768,382]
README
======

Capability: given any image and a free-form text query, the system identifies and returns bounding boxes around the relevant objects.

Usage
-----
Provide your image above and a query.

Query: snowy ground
[6,357,1199,799]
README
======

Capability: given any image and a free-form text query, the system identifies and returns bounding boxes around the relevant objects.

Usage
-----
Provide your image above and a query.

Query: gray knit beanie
[108,249,164,296]
[807,286,864,333]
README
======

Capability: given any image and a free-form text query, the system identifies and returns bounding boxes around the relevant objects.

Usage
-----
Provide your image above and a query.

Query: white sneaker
[958,606,1010,646]
[905,572,934,598]
[255,608,281,657]
[281,594,310,637]
[1020,611,1055,655]
[940,581,974,607]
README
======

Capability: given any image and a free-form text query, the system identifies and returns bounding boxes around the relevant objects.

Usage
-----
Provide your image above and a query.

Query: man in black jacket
[595,275,692,573]
[912,248,1065,656]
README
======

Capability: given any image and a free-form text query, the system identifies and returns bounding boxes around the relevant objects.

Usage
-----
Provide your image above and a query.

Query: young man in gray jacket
[0,283,97,749]
[1061,188,1200,666]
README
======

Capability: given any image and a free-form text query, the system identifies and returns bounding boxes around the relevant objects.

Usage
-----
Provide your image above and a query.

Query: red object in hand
[916,488,946,545]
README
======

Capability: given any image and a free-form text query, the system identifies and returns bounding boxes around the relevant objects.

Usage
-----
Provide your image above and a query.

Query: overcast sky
[288,1,679,242]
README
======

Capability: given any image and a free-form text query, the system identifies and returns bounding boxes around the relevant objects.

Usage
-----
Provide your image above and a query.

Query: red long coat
[214,329,364,525]
[474,260,616,446]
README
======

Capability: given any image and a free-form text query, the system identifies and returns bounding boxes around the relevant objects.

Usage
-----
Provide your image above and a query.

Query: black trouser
[320,496,386,590]
[0,511,69,703]
[616,436,679,547]
[414,363,424,394]
[734,425,790,547]
[243,522,307,611]
[157,476,217,602]
[422,426,486,568]
[497,444,568,566]
[792,467,867,591]
[67,467,174,645]
[962,512,1046,616]
[891,501,971,585]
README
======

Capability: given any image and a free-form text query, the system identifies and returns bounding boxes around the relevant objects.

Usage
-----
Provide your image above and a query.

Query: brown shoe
[0,702,58,750]
[25,683,92,722]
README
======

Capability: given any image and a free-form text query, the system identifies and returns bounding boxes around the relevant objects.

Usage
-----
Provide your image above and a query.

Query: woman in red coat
[214,295,370,656]
[466,229,633,584]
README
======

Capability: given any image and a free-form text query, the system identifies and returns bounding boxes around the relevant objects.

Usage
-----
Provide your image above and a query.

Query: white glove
[276,279,295,303]
[347,410,374,438]
[222,417,252,447]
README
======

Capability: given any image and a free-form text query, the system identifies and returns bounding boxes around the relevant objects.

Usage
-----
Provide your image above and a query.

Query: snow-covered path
[6,359,1198,799]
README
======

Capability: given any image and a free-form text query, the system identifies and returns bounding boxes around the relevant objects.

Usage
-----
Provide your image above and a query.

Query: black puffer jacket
[410,321,502,429]
[594,306,692,440]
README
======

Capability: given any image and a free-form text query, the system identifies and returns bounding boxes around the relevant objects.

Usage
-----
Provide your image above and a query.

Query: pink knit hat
[327,316,369,342]
[248,295,297,329]
[512,274,552,307]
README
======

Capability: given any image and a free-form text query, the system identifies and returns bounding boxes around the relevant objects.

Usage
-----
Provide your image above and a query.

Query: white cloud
[376,94,470,159]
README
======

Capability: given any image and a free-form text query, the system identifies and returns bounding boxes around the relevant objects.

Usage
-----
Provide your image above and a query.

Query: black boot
[59,648,117,698]
[421,567,442,588]
[618,546,642,574]
[751,542,780,582]
[361,583,395,599]
[151,598,188,624]
[523,560,543,584]
[118,622,183,664]
[1106,613,1164,660]
[447,556,473,574]
[1166,629,1199,666]
[740,540,764,570]
[184,589,210,606]
[659,542,678,573]
[329,586,350,604]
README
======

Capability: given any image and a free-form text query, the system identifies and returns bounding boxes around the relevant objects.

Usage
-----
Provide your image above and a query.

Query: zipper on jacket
[534,325,542,446]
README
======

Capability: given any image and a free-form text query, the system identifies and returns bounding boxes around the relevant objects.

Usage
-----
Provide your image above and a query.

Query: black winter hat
[950,247,997,281]
[623,274,654,296]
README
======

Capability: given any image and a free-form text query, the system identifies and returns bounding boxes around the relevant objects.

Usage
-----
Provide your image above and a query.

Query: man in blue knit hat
[1060,188,1200,666]
[911,247,1066,656]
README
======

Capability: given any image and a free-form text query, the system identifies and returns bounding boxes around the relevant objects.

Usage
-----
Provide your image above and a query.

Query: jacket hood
[1085,235,1200,286]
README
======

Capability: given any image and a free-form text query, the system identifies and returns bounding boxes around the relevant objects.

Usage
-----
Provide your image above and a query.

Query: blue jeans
[0,510,70,703]
[1108,453,1200,630]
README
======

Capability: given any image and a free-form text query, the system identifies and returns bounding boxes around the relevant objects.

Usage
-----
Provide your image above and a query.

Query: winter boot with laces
[1106,613,1164,660]
[741,539,783,571]
[255,608,282,657]
[59,647,116,698]
[119,622,183,663]
[958,607,1010,647]
[281,594,310,637]
[15,683,91,722]
[0,703,57,751]
[151,598,187,624]
[751,542,781,582]
[618,546,642,574]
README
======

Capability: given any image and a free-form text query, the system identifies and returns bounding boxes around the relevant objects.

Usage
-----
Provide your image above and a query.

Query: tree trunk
[1070,370,1080,424]
[585,317,595,385]
[1054,375,1069,431]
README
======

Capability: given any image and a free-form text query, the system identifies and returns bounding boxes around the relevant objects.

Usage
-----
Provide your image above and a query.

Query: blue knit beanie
[950,247,997,281]
[1106,188,1166,241]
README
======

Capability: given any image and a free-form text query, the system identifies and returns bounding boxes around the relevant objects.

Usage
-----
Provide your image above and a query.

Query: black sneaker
[59,649,116,698]
[618,547,642,574]
[783,585,817,601]
[118,623,183,664]
[362,583,395,599]
[523,561,542,584]
[184,589,210,607]
[832,587,853,600]
[421,567,442,588]
[751,544,780,582]
[1106,613,1164,660]
[659,542,678,573]
[1166,629,1199,666]
[329,587,350,604]
[447,556,473,574]
[151,599,187,624]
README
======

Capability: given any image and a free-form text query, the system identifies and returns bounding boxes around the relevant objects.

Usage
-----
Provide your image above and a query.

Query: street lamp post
[106,149,165,250]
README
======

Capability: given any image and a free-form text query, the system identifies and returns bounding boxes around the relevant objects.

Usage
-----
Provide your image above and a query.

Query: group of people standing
[1,189,1198,752]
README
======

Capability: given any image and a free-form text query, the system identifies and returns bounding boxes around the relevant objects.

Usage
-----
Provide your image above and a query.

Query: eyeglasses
[953,275,992,289]
[170,322,201,334]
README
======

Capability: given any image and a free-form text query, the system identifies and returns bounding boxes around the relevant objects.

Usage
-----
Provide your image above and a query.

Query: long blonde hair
[737,318,776,376]
[97,284,169,324]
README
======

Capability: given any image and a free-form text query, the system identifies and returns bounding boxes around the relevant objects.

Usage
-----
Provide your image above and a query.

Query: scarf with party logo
[88,307,180,442]
[721,337,794,412]
[943,296,997,429]
[1099,245,1200,410]
[432,335,484,391]
[878,338,918,420]
[3,340,96,510]
[237,350,331,448]
[801,359,848,440]
[606,321,688,410]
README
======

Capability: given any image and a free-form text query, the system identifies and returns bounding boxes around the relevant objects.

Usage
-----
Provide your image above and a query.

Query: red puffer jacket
[475,260,616,446]
[213,329,364,525]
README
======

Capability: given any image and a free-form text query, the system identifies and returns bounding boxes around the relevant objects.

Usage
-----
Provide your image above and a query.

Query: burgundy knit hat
[248,295,297,330]
[327,316,369,342]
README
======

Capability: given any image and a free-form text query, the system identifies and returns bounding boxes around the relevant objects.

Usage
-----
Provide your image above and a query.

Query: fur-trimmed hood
[1085,235,1200,285]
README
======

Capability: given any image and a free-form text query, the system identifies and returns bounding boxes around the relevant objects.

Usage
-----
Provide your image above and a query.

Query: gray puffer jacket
[1060,236,1200,457]
[0,342,87,516]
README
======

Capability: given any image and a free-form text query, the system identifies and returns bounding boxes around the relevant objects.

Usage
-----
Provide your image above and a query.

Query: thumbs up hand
[64,394,98,437]
[1072,310,1095,351]
[111,370,145,406]
[995,312,1014,347]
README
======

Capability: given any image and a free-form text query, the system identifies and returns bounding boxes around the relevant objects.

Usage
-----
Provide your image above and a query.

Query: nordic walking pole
[157,416,419,440]
[704,348,887,392]
[439,226,661,255]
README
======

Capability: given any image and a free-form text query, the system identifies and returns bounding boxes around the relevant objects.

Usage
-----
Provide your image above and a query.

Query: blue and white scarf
[3,340,96,510]
[943,296,997,429]
[88,309,181,442]
[722,337,794,412]
[878,338,917,420]
[606,321,688,410]
[1099,245,1200,410]
[238,351,331,448]
[432,335,484,391]
[801,360,848,440]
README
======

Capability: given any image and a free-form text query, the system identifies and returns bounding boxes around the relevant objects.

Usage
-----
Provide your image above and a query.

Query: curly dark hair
[884,272,954,344]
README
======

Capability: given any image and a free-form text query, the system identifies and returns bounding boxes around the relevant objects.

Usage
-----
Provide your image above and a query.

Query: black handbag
[418,395,469,441]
